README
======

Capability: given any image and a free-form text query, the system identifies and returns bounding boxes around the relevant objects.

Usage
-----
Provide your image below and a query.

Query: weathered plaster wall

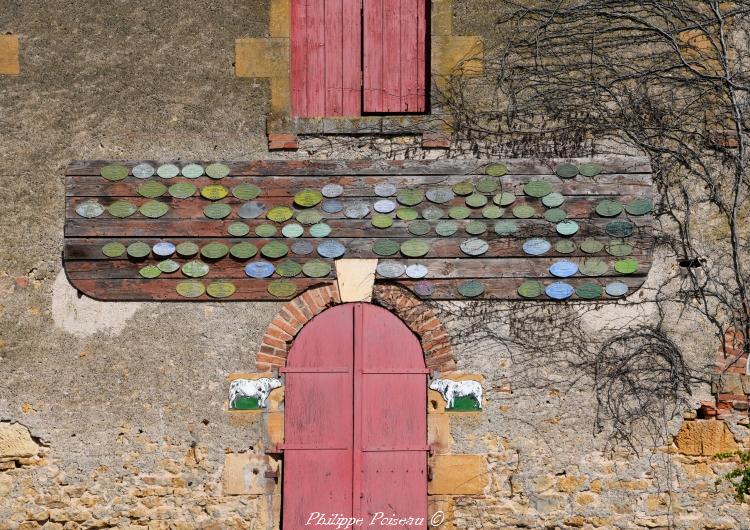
[0,1,749,530]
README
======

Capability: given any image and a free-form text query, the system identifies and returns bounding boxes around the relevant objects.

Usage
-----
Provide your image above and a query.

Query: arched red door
[281,304,428,529]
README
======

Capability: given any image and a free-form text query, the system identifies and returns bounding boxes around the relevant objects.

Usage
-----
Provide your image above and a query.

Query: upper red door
[291,0,427,117]
[282,304,428,529]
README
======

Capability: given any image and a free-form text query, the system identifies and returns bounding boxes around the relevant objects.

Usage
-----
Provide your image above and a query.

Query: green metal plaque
[230,242,258,259]
[176,281,205,298]
[101,164,129,181]
[201,184,229,201]
[207,282,236,298]
[182,260,210,278]
[139,200,169,219]
[201,242,229,259]
[232,184,261,200]
[138,182,167,198]
[169,182,196,199]
[203,203,232,219]
[108,200,137,218]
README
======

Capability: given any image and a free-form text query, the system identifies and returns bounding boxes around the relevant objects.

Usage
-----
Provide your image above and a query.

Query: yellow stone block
[674,419,739,456]
[0,35,20,75]
[557,475,587,493]
[432,36,483,78]
[335,259,378,302]
[266,412,284,447]
[428,413,454,454]
[270,0,291,38]
[236,38,289,78]
[428,495,454,530]
[271,77,291,114]
[431,0,453,36]
[428,455,487,495]
[223,453,277,495]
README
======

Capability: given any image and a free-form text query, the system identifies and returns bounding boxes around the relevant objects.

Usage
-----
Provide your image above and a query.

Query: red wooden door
[282,304,428,529]
[291,0,362,117]
[363,0,427,113]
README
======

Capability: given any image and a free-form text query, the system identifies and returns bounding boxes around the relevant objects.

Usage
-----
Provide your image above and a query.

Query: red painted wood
[364,0,427,113]
[291,0,362,117]
[283,304,427,528]
[283,305,354,527]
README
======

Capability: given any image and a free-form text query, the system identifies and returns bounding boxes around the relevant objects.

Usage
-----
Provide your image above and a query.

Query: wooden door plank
[306,0,327,117]
[342,0,362,115]
[363,0,384,111]
[383,0,402,112]
[324,0,344,116]
[291,0,309,116]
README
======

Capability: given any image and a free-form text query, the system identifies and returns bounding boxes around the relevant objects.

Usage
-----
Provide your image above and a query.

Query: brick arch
[255,284,456,372]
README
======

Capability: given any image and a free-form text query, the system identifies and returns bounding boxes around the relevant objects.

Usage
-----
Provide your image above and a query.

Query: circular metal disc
[482,205,503,219]
[606,282,629,297]
[377,261,406,278]
[579,163,602,177]
[549,260,579,278]
[102,242,125,257]
[138,182,167,198]
[375,183,397,197]
[168,182,196,199]
[139,200,169,219]
[176,242,199,257]
[268,281,297,298]
[201,185,229,201]
[371,214,393,229]
[465,220,487,235]
[544,208,567,223]
[397,188,424,206]
[556,220,579,236]
[374,199,396,214]
[302,260,332,278]
[282,223,304,238]
[485,163,507,177]
[580,239,605,254]
[345,202,370,219]
[494,192,516,207]
[556,164,579,179]
[139,265,161,279]
[396,208,418,221]
[317,240,346,259]
[524,181,553,198]
[296,209,324,225]
[422,206,444,220]
[512,205,535,219]
[452,181,474,196]
[230,242,258,259]
[401,240,430,258]
[101,164,129,181]
[406,264,428,279]
[322,199,343,214]
[255,224,277,237]
[372,239,400,256]
[153,241,176,257]
[294,189,323,207]
[596,200,623,217]
[465,194,488,208]
[157,164,180,179]
[555,240,577,254]
[232,184,261,200]
[322,183,343,198]
[518,280,544,298]
[267,206,294,222]
[523,238,551,255]
[458,280,485,298]
[207,282,236,298]
[460,238,489,256]
[409,220,431,236]
[436,220,458,237]
[229,222,250,237]
[291,240,314,255]
[76,200,104,218]
[238,202,267,219]
[206,163,231,179]
[579,259,609,276]
[448,206,470,220]
[203,203,232,219]
[495,220,518,236]
[606,220,635,238]
[276,260,302,277]
[181,163,204,178]
[625,198,653,216]
[309,223,332,238]
[132,163,155,179]
[542,192,565,208]
[108,200,137,218]
[245,261,275,278]
[576,282,603,299]
[426,188,455,204]
[157,259,180,273]
[614,259,639,274]
[414,281,435,297]
[201,242,229,259]
[176,281,205,298]
[476,178,498,194]
[182,260,209,278]
[606,241,633,257]
[546,282,574,300]
[261,241,289,259]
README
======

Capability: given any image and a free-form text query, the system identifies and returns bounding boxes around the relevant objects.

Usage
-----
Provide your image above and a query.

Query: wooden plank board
[64,158,655,302]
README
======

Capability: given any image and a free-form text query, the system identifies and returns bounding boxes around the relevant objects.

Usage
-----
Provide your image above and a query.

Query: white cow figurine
[229,378,282,409]
[429,379,483,410]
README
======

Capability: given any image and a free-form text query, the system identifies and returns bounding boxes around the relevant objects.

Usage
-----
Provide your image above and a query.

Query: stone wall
[0,1,749,529]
